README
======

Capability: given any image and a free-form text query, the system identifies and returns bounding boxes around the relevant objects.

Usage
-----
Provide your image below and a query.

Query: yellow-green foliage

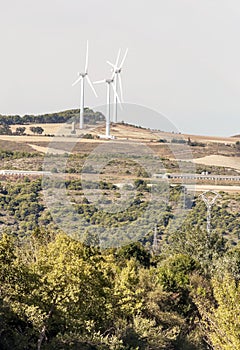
[209,275,240,349]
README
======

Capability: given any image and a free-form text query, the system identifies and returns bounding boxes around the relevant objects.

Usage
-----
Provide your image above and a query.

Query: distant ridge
[0,108,105,125]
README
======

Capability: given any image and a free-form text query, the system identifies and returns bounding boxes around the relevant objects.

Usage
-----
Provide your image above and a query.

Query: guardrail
[0,170,52,176]
[154,173,240,181]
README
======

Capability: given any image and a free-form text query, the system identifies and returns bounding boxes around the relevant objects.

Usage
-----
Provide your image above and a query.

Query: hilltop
[0,112,240,183]
[0,108,105,126]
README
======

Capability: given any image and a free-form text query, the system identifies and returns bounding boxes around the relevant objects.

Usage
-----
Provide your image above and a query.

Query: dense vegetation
[0,108,105,126]
[0,177,240,349]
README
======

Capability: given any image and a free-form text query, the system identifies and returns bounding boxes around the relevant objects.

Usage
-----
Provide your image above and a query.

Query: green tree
[27,234,112,349]
[30,126,44,135]
[116,242,151,268]
[193,273,240,350]
[0,123,12,135]
[15,127,26,135]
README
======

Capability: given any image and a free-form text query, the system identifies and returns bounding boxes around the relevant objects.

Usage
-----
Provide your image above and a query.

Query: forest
[0,109,105,126]
[0,176,240,349]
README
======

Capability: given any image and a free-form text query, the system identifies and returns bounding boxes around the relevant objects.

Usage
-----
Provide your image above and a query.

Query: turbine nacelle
[77,72,87,78]
[106,78,114,84]
[94,77,115,85]
[111,68,122,74]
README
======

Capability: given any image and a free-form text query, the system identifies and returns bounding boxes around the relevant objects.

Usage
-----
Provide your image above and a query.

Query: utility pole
[199,191,221,235]
[182,186,187,209]
[152,224,159,254]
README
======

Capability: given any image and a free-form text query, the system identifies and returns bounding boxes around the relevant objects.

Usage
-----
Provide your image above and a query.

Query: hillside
[0,120,239,178]
[1,116,240,349]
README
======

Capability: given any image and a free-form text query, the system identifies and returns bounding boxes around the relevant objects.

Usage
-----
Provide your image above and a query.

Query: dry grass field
[10,123,66,135]
[185,184,240,193]
[1,123,240,174]
[93,123,160,141]
[191,155,240,170]
[184,133,240,144]
[7,122,240,144]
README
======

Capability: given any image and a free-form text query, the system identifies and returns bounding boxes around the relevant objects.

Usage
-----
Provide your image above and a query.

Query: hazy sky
[0,0,240,136]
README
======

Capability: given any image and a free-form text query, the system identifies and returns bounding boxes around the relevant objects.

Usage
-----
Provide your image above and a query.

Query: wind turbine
[94,77,121,138]
[72,41,97,129]
[107,48,128,123]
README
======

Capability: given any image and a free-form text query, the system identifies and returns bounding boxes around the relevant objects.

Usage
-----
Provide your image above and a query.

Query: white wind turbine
[107,48,128,123]
[94,77,121,138]
[72,41,97,129]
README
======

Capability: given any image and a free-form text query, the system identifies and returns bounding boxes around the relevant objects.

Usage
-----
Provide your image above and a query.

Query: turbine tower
[107,48,128,123]
[94,77,120,138]
[72,41,97,129]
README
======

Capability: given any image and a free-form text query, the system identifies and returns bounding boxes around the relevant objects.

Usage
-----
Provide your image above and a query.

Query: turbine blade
[111,70,116,80]
[120,48,128,68]
[86,75,98,97]
[72,76,82,86]
[107,61,115,69]
[119,74,123,102]
[107,61,116,79]
[111,81,122,108]
[85,40,89,73]
[107,48,121,77]
[93,79,105,84]
[115,48,121,67]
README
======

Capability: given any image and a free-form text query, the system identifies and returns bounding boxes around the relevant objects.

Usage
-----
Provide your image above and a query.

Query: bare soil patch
[191,155,240,171]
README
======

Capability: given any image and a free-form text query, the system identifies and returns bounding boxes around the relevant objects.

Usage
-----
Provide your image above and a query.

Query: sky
[0,0,240,136]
